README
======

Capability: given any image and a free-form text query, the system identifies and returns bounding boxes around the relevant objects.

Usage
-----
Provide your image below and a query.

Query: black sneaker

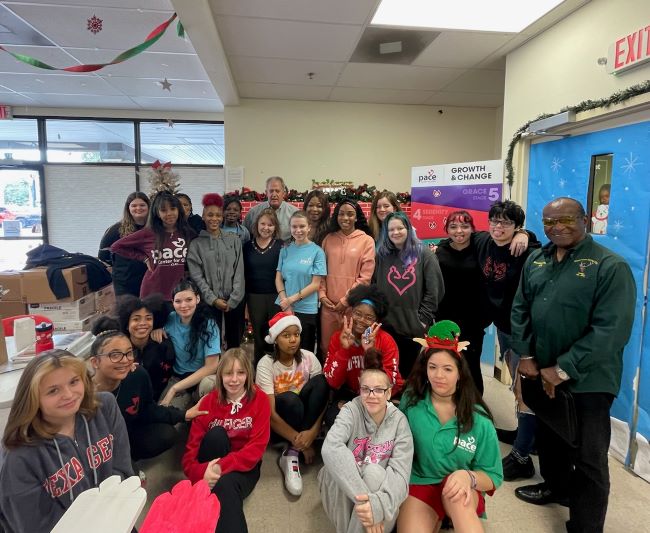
[502,452,535,481]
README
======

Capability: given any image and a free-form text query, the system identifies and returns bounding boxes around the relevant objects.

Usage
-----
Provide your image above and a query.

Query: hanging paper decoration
[87,15,103,35]
[0,13,184,73]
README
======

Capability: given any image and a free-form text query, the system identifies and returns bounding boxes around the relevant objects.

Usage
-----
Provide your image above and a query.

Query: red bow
[151,160,172,170]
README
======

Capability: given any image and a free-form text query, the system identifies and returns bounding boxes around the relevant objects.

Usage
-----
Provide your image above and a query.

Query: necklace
[253,238,275,254]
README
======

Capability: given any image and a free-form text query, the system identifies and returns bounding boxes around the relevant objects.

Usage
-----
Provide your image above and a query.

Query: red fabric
[323,329,403,394]
[182,385,271,481]
[408,477,486,520]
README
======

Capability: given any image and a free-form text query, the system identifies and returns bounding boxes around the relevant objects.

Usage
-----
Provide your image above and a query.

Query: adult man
[243,176,298,241]
[511,197,636,533]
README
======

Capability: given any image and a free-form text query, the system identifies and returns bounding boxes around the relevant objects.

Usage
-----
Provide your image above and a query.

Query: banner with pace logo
[410,159,503,240]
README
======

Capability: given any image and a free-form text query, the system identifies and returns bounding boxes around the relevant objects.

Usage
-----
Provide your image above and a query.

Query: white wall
[225,99,500,192]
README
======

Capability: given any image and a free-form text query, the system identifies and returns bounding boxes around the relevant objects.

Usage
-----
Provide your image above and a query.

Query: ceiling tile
[425,91,504,108]
[330,86,433,105]
[0,92,36,105]
[338,63,464,91]
[413,31,514,68]
[130,96,224,112]
[229,56,345,86]
[0,73,121,95]
[103,77,217,98]
[237,82,333,101]
[215,16,362,61]
[0,46,80,74]
[475,55,507,70]
[209,0,379,24]
[19,93,137,108]
[6,0,173,8]
[441,69,505,93]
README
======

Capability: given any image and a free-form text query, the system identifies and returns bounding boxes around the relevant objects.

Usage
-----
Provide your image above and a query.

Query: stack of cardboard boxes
[0,266,115,332]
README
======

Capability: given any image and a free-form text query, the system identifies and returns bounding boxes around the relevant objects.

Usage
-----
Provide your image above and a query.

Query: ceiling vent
[350,26,439,65]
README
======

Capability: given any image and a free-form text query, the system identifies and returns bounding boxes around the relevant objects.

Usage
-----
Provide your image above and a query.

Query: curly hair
[346,284,388,321]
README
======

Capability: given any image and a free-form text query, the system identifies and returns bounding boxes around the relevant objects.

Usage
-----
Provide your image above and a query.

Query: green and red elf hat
[413,320,470,358]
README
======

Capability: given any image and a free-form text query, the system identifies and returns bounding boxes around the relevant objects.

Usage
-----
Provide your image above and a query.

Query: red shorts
[409,476,486,520]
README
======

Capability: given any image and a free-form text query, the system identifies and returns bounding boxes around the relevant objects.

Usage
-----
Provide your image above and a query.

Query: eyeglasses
[359,386,389,397]
[351,310,377,323]
[542,216,580,227]
[96,349,135,363]
[488,219,515,228]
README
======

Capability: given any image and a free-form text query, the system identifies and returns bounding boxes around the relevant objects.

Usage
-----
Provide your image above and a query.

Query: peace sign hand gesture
[361,322,381,352]
[340,315,355,349]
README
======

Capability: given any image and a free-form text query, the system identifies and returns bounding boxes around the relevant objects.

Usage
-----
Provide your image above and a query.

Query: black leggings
[294,312,318,354]
[197,426,261,533]
[129,423,178,461]
[212,299,247,350]
[274,374,329,440]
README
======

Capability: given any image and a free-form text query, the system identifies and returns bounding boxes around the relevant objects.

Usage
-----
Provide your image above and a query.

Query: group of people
[0,174,636,533]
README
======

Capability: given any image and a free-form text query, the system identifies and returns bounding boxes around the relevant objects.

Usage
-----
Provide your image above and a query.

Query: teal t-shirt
[276,241,327,314]
[165,312,221,375]
[399,390,503,492]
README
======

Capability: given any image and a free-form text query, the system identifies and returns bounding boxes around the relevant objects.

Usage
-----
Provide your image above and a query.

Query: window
[587,154,612,235]
[0,118,40,162]
[140,122,224,165]
[46,119,135,163]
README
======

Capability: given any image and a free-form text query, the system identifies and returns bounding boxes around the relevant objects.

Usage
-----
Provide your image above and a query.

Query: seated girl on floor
[182,348,270,533]
[0,350,132,533]
[88,317,207,461]
[397,321,503,533]
[153,278,221,409]
[255,312,329,497]
[319,351,413,533]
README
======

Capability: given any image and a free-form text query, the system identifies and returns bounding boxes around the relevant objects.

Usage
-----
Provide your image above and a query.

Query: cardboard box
[28,295,96,322]
[95,284,116,314]
[21,266,90,303]
[53,313,96,333]
[0,272,24,302]
[0,300,28,320]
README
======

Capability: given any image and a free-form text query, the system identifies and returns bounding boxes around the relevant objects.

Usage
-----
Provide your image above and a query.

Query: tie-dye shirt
[255,350,322,395]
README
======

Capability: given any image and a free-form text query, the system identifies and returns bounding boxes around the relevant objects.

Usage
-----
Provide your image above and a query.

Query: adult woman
[243,208,284,365]
[0,350,132,533]
[373,212,444,379]
[98,191,150,296]
[275,210,327,352]
[255,312,329,497]
[178,192,205,235]
[88,318,205,461]
[155,279,221,409]
[323,283,403,425]
[398,322,503,533]
[303,190,330,245]
[369,190,402,240]
[222,196,251,244]
[319,200,375,355]
[115,293,175,401]
[183,348,270,533]
[188,193,245,350]
[111,191,194,301]
[319,356,413,533]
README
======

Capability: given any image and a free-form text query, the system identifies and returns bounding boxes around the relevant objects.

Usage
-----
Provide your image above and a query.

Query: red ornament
[87,15,103,35]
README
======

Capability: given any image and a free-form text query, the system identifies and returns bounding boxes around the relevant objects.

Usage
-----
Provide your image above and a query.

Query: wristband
[519,356,535,360]
[299,290,303,300]
[466,470,477,490]
[514,228,528,235]
[278,289,286,295]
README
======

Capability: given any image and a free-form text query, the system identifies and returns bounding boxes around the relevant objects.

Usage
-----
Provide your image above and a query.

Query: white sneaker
[279,452,302,496]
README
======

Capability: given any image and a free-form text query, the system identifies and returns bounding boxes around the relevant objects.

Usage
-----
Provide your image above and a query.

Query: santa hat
[265,311,302,344]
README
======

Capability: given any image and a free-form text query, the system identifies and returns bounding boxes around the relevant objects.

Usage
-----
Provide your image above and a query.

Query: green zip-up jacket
[511,235,636,395]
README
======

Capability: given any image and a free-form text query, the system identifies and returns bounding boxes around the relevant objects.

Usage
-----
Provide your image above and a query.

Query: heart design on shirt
[387,262,417,295]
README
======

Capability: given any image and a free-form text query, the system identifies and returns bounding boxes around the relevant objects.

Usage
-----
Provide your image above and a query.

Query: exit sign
[607,25,650,74]
[0,106,12,119]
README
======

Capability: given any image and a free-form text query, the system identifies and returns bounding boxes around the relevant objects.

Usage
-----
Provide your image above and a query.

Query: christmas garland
[505,80,650,189]
[226,184,411,204]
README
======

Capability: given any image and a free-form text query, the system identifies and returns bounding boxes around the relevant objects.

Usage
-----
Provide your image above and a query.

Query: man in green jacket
[511,197,636,533]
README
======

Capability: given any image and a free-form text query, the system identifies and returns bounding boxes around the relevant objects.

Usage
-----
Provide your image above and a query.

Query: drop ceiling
[0,0,590,113]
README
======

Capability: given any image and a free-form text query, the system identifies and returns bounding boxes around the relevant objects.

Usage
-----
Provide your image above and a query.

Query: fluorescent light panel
[371,0,565,33]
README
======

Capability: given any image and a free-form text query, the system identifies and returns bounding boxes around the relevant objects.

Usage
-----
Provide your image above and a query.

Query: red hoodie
[182,385,270,481]
[323,329,404,395]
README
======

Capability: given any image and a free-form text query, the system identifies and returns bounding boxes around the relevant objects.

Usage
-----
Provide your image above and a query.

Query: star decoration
[159,78,172,91]
[87,15,103,35]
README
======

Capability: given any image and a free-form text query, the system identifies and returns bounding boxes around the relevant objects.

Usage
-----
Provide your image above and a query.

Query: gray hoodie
[320,396,413,525]
[187,230,245,308]
[0,392,133,533]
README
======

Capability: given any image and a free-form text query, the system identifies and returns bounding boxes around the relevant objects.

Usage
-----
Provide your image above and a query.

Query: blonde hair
[3,350,98,449]
[214,348,255,403]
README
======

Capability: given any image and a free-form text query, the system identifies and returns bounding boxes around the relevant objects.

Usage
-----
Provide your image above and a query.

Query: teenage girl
[303,190,330,245]
[369,191,402,241]
[275,210,327,352]
[111,190,194,301]
[178,192,206,235]
[222,196,251,244]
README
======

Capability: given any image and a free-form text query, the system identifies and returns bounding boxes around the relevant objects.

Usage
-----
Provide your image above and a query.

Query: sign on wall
[410,159,503,240]
[607,24,650,74]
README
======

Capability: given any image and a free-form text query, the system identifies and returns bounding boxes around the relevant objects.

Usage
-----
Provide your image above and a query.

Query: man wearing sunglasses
[510,197,636,533]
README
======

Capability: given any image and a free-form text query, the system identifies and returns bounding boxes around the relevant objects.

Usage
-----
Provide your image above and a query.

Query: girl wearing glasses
[0,350,132,533]
[88,318,207,461]
[323,284,403,425]
[319,353,413,533]
[397,321,502,533]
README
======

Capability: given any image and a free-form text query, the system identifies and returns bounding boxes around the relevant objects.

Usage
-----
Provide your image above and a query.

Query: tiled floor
[1,374,648,532]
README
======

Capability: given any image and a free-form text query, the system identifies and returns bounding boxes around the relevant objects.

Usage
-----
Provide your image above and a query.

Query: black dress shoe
[515,483,569,507]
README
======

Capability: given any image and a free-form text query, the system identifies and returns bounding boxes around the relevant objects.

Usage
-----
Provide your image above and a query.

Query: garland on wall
[226,184,411,204]
[505,80,650,189]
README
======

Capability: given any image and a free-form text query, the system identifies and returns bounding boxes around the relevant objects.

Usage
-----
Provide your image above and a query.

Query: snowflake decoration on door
[87,15,103,35]
[550,157,564,173]
[621,152,641,175]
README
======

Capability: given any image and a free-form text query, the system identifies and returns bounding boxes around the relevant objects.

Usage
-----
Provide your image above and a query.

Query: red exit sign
[607,25,650,74]
[0,106,12,119]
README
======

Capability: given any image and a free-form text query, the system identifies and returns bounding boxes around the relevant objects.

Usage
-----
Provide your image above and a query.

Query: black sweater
[98,222,147,297]
[132,338,176,402]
